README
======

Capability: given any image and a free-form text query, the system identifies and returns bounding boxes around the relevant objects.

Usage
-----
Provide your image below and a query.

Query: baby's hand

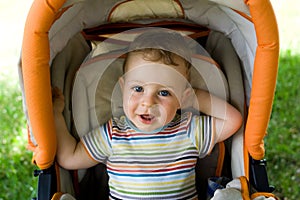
[52,87,65,113]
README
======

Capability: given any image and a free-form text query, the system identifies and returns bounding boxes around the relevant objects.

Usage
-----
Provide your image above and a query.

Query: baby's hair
[124,30,192,79]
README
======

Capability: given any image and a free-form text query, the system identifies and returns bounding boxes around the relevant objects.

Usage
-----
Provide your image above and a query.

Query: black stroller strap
[32,165,57,200]
[250,157,275,193]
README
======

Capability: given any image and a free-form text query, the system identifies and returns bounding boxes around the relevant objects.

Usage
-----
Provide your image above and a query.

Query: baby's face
[119,52,190,132]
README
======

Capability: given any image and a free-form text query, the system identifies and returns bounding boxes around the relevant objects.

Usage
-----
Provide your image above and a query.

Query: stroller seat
[50,27,247,199]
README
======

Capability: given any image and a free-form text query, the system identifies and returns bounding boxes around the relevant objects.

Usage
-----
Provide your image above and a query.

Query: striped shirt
[81,112,215,199]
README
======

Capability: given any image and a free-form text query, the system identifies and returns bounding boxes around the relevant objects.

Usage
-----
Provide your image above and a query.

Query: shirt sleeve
[188,115,216,158]
[80,120,113,163]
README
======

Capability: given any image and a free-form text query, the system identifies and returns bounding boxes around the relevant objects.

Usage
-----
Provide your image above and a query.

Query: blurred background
[0,0,299,199]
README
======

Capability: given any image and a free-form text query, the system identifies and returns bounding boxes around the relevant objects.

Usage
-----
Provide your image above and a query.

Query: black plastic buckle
[250,157,275,192]
[32,165,57,200]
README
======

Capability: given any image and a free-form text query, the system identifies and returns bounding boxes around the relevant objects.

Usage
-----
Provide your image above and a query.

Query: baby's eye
[133,86,144,93]
[158,90,171,97]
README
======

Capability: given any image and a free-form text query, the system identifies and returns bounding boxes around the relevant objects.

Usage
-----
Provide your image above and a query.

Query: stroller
[20,0,280,199]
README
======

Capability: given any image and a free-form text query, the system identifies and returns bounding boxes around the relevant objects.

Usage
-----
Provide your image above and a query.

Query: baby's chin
[130,113,170,132]
[136,124,163,132]
[134,120,167,133]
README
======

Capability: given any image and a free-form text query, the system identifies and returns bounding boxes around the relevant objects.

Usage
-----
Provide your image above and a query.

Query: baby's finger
[52,87,64,100]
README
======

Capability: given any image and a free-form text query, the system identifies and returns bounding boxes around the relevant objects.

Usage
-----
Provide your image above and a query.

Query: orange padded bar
[22,0,66,169]
[245,0,279,160]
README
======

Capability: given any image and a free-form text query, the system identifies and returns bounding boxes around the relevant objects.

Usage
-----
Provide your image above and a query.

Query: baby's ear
[180,87,194,109]
[118,77,125,92]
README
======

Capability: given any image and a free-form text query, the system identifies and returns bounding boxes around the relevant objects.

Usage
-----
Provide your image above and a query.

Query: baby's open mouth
[139,114,155,124]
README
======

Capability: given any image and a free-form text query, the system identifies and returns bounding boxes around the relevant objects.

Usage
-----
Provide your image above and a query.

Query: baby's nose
[141,94,156,107]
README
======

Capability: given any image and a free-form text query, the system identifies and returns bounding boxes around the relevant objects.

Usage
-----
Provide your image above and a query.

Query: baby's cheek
[157,106,168,125]
[159,105,176,125]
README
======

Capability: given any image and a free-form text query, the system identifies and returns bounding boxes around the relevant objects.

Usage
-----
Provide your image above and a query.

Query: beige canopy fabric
[21,0,279,182]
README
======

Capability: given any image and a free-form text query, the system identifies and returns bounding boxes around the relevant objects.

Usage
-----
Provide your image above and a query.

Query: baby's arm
[193,89,242,142]
[52,87,97,170]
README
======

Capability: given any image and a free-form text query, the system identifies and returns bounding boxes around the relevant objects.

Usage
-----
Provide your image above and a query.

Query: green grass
[0,50,299,199]
[265,50,300,200]
[0,71,37,200]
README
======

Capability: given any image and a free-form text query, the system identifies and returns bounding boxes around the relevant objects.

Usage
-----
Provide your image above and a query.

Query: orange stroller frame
[20,0,279,199]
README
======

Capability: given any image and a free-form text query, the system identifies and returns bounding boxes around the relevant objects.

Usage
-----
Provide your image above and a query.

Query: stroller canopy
[21,0,279,173]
